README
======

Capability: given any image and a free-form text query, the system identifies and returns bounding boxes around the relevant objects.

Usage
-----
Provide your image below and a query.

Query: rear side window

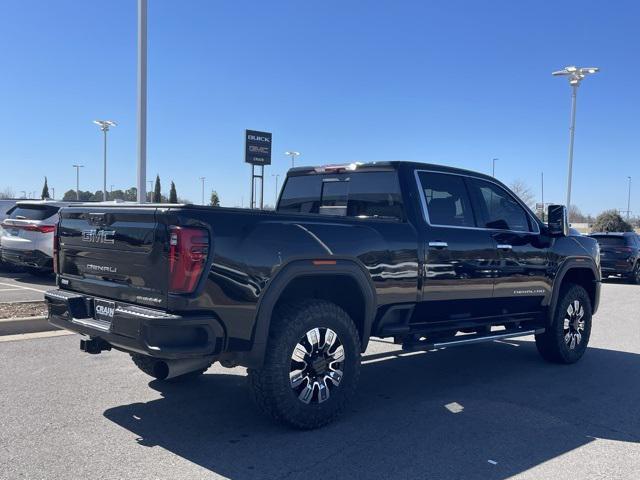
[417,171,475,227]
[279,171,404,220]
[7,205,59,221]
[591,236,626,247]
[278,176,322,213]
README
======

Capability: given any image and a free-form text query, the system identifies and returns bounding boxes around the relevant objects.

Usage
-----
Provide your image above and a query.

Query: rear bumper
[601,260,634,275]
[1,248,52,269]
[45,289,225,359]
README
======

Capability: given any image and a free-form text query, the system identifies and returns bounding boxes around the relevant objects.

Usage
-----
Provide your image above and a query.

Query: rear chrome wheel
[290,327,345,404]
[248,299,361,429]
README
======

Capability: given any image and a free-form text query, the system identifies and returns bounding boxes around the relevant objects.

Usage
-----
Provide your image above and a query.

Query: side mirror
[547,204,569,237]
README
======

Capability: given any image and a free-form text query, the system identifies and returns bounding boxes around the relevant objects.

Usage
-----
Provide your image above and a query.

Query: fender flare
[547,257,600,325]
[242,258,377,368]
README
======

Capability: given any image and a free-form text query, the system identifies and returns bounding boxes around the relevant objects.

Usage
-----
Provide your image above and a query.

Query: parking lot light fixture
[552,66,600,209]
[72,164,84,201]
[93,120,117,202]
[285,151,301,168]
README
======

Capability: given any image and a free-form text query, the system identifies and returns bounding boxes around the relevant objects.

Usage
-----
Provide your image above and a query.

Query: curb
[0,315,59,336]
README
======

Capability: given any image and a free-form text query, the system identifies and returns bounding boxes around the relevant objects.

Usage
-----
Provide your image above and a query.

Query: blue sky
[0,0,638,213]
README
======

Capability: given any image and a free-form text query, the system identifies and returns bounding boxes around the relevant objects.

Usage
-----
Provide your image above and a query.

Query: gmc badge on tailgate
[82,229,115,244]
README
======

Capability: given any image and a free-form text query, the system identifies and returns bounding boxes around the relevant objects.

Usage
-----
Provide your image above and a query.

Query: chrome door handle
[428,241,448,249]
[497,244,513,250]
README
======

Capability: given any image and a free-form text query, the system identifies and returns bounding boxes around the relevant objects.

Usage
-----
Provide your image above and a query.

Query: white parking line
[0,288,24,292]
[0,281,49,293]
[0,330,75,342]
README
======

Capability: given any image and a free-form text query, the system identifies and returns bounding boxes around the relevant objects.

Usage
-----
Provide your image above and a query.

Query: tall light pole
[72,165,84,201]
[285,151,300,168]
[541,171,545,222]
[93,120,117,201]
[272,173,281,205]
[199,177,206,205]
[492,158,498,177]
[137,0,148,203]
[552,65,600,209]
[627,176,632,220]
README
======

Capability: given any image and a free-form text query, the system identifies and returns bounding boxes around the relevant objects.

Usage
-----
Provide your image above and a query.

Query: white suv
[0,201,72,274]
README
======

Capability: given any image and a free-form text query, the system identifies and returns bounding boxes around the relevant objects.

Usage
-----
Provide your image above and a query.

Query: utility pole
[492,158,498,177]
[93,120,117,202]
[541,172,545,222]
[137,0,148,203]
[272,174,281,205]
[200,177,206,205]
[285,151,301,169]
[73,165,84,201]
[627,176,632,220]
[552,65,600,208]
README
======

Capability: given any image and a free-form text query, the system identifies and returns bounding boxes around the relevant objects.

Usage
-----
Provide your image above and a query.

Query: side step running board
[402,328,545,351]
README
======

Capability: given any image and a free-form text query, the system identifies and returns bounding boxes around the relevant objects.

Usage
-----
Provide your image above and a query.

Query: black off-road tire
[535,284,592,364]
[130,354,209,382]
[248,299,361,429]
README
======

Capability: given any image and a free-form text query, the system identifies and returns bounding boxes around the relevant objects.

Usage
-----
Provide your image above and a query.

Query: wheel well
[275,274,367,346]
[560,267,597,307]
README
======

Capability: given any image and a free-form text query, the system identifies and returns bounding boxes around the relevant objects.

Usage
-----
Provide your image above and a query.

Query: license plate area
[94,299,116,324]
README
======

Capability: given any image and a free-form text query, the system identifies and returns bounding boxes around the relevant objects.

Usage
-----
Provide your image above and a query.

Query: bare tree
[0,187,15,199]
[509,180,536,209]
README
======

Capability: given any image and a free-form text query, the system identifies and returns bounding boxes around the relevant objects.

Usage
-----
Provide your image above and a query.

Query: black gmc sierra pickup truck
[46,161,601,429]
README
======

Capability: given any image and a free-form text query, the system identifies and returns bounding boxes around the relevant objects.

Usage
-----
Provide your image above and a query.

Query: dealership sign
[245,130,272,165]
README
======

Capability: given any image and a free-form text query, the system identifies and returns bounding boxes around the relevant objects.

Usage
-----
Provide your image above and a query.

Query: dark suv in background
[590,232,640,283]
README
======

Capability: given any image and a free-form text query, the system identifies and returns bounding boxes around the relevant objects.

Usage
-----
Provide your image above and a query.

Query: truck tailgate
[57,207,168,308]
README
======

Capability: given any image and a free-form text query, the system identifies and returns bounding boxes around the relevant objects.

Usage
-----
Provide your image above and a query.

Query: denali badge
[82,229,115,244]
[86,264,117,273]
[95,304,115,318]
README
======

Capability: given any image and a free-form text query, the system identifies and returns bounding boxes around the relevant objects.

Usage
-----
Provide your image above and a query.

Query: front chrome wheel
[290,327,345,404]
[563,299,585,350]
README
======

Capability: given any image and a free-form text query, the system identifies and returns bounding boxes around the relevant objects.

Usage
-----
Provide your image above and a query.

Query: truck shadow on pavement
[104,341,640,480]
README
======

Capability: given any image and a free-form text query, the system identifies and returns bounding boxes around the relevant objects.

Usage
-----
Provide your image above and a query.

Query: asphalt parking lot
[1,281,639,480]
[0,270,54,303]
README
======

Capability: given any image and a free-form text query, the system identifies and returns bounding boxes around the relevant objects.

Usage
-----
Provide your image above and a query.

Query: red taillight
[168,226,210,294]
[53,225,60,274]
[21,225,55,233]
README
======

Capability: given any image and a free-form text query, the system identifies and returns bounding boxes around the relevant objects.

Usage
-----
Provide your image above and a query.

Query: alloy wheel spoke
[326,369,343,386]
[298,382,315,404]
[567,304,574,317]
[317,380,330,403]
[564,332,572,345]
[329,345,345,363]
[292,344,309,363]
[290,369,306,388]
[306,328,321,350]
[323,328,337,351]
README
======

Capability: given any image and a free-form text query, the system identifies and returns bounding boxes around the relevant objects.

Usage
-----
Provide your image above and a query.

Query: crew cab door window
[416,171,476,227]
[468,179,532,232]
[278,171,404,220]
